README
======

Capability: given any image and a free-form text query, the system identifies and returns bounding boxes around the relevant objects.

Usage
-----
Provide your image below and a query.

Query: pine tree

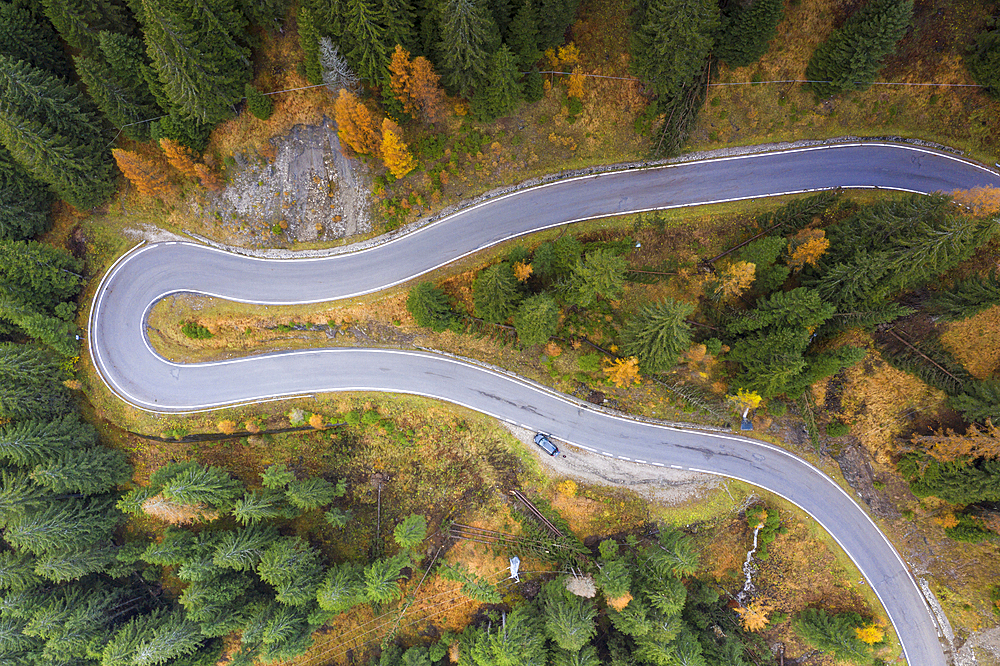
[437,0,500,95]
[139,0,251,125]
[0,414,92,466]
[75,32,164,141]
[540,579,597,652]
[346,0,389,81]
[0,344,72,417]
[715,0,784,68]
[257,537,325,606]
[567,249,627,308]
[473,263,521,323]
[0,2,72,79]
[29,447,131,495]
[621,299,695,373]
[513,293,559,346]
[805,0,913,98]
[393,513,427,550]
[472,45,521,121]
[0,147,53,241]
[317,561,366,612]
[407,282,455,331]
[0,55,116,210]
[284,477,342,511]
[381,117,417,178]
[631,0,719,101]
[113,149,173,198]
[40,0,135,53]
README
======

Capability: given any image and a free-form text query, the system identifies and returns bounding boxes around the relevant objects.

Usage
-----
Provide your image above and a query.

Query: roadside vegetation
[4,0,1000,663]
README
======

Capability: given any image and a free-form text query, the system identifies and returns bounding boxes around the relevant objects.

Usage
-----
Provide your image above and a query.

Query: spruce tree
[232,489,299,524]
[346,0,390,82]
[0,352,74,421]
[507,0,541,68]
[927,270,1000,321]
[968,27,1000,97]
[473,263,521,323]
[0,2,72,79]
[257,537,325,606]
[284,477,343,511]
[0,551,41,592]
[393,513,428,551]
[30,447,132,495]
[383,0,417,52]
[513,293,559,346]
[139,0,251,125]
[297,5,324,85]
[715,0,784,69]
[567,249,627,308]
[631,0,718,102]
[436,0,500,95]
[792,608,875,663]
[0,293,81,357]
[4,494,121,555]
[363,554,409,603]
[212,524,279,571]
[75,32,164,141]
[951,380,1000,425]
[536,0,580,47]
[160,464,244,511]
[805,0,913,98]
[467,604,547,666]
[0,55,116,210]
[40,0,136,53]
[407,282,455,331]
[0,240,83,313]
[33,543,118,582]
[472,45,521,121]
[540,579,597,652]
[0,147,53,241]
[621,299,695,373]
[316,562,366,612]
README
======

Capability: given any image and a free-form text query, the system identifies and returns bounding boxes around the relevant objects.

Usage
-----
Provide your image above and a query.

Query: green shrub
[704,338,723,356]
[182,322,213,339]
[245,83,274,120]
[826,421,850,437]
[577,353,603,373]
[766,400,787,417]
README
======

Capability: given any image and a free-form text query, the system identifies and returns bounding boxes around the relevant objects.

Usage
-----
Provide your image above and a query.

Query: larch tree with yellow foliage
[952,186,1000,216]
[714,261,756,301]
[111,149,172,198]
[334,89,381,157]
[513,261,533,282]
[159,138,201,179]
[788,228,830,271]
[603,357,641,388]
[567,67,585,99]
[735,598,773,632]
[380,118,415,179]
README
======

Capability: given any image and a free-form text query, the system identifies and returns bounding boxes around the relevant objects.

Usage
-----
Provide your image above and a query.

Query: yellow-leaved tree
[854,623,885,645]
[567,67,585,99]
[513,261,533,282]
[388,44,446,124]
[715,261,756,300]
[788,228,830,271]
[952,186,1000,216]
[112,149,172,198]
[603,357,640,388]
[380,117,416,179]
[728,388,762,418]
[334,89,382,157]
[159,138,201,179]
[734,599,773,632]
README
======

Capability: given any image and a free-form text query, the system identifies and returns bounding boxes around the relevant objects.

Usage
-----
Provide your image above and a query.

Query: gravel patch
[957,627,1000,666]
[499,422,720,506]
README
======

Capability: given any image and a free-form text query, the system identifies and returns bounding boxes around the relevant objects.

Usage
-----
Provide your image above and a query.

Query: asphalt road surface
[91,142,1000,665]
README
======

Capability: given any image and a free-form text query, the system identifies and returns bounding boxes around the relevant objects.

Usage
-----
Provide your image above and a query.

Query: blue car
[533,433,559,456]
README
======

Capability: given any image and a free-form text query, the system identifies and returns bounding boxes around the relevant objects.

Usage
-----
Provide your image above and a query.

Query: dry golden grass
[941,305,1000,379]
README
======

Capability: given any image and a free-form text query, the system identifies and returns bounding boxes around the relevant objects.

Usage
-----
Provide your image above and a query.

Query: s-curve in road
[92,142,996,665]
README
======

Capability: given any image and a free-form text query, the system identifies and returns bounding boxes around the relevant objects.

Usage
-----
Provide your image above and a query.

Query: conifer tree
[537,0,580,47]
[139,0,251,124]
[112,149,173,198]
[257,537,325,606]
[621,299,695,373]
[540,579,597,652]
[0,370,75,426]
[437,0,500,94]
[0,2,72,79]
[968,27,1000,97]
[0,240,82,313]
[334,89,382,156]
[4,494,121,555]
[381,117,416,178]
[407,282,455,331]
[472,45,521,121]
[0,294,80,357]
[715,0,784,68]
[75,32,164,141]
[0,55,116,210]
[232,489,300,524]
[29,447,131,495]
[212,524,279,571]
[317,561,366,612]
[792,608,875,662]
[410,56,447,123]
[346,0,390,81]
[567,249,627,308]
[951,380,1000,425]
[0,148,53,241]
[297,6,324,85]
[160,464,244,512]
[594,540,631,599]
[393,513,428,551]
[507,0,541,67]
[285,477,343,511]
[927,270,1000,321]
[363,554,409,603]
[513,293,559,346]
[40,0,135,53]
[805,0,913,98]
[0,551,41,592]
[631,0,718,102]
[467,604,547,666]
[473,263,521,323]
[159,138,202,179]
[33,543,118,582]
[383,0,418,51]
[245,84,275,120]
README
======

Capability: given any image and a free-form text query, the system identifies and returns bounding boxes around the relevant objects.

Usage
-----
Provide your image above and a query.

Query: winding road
[90,142,1000,665]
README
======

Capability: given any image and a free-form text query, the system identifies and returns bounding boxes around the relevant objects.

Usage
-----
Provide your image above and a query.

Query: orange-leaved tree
[603,357,640,388]
[734,599,773,632]
[193,163,222,191]
[952,186,1000,217]
[381,117,416,178]
[513,261,533,282]
[159,138,201,179]
[714,261,756,300]
[912,419,1000,461]
[112,149,173,198]
[334,89,382,156]
[388,45,446,124]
